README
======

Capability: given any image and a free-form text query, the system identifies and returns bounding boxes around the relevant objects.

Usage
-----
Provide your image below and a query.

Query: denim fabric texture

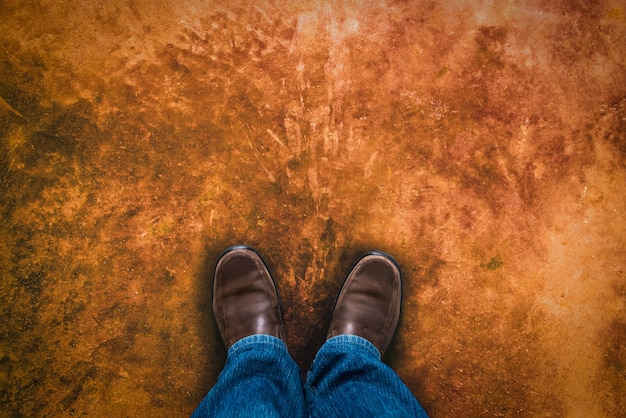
[192,334,428,418]
[306,335,428,418]
[191,335,306,418]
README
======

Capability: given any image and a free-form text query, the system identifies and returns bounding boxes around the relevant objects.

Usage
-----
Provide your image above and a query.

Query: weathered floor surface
[1,1,625,416]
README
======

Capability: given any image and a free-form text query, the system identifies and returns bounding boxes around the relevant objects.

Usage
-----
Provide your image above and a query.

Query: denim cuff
[227,334,288,358]
[324,334,381,360]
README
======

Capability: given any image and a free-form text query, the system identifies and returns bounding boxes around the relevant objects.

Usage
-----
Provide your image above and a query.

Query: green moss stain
[482,255,504,270]
[149,220,174,237]
[163,269,175,284]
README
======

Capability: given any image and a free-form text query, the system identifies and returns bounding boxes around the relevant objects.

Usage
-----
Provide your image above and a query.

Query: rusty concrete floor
[1,0,625,416]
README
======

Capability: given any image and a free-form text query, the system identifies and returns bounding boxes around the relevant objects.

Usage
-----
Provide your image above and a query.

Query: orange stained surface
[1,0,625,416]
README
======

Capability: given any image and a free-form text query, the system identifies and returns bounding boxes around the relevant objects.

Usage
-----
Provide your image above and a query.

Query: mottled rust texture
[1,0,625,416]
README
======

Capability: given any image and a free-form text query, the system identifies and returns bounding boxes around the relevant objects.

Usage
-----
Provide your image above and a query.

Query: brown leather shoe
[212,245,285,349]
[327,251,402,356]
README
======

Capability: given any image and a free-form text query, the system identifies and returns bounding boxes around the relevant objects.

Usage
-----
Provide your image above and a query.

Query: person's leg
[305,252,428,417]
[192,245,306,418]
[192,334,305,418]
[306,335,427,417]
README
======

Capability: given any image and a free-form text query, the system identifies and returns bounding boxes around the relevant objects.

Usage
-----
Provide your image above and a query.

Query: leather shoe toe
[327,252,402,356]
[212,246,285,349]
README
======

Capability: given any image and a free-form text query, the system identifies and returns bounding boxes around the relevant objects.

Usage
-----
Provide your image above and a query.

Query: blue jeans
[192,334,429,417]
